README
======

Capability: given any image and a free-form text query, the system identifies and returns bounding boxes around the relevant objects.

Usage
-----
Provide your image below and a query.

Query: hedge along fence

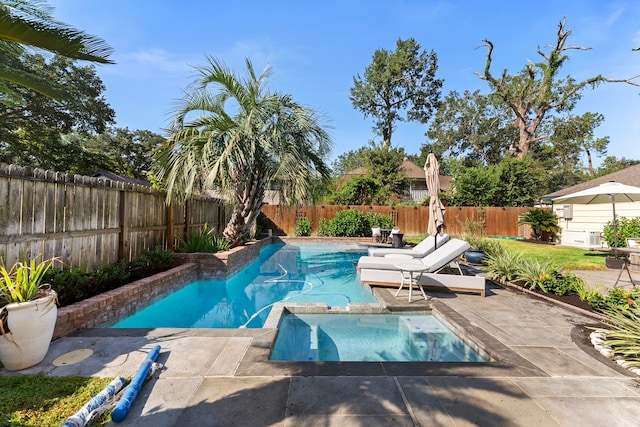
[0,163,231,270]
[261,205,535,237]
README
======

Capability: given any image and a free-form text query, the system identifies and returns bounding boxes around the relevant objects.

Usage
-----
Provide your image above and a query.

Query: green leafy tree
[350,37,443,147]
[426,89,517,166]
[550,112,609,175]
[0,0,113,105]
[331,145,370,176]
[327,176,382,205]
[0,54,115,169]
[449,166,499,207]
[477,18,638,160]
[450,157,544,207]
[56,128,164,177]
[155,57,332,247]
[493,157,545,207]
[596,156,640,177]
[365,145,408,200]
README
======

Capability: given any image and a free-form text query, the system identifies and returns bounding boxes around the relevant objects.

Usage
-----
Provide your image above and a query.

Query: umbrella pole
[611,194,618,254]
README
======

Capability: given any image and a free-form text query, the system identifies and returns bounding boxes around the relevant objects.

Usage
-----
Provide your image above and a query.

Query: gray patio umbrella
[424,153,446,248]
[551,181,640,249]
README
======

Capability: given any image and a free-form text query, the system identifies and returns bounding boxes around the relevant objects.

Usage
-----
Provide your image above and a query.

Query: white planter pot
[0,290,57,371]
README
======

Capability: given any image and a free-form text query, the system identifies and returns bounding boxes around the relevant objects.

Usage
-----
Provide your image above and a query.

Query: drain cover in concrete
[53,349,94,366]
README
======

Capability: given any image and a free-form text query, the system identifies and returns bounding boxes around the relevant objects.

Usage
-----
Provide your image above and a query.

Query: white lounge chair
[367,234,450,257]
[358,238,486,297]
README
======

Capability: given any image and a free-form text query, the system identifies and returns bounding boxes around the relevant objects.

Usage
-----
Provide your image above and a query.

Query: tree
[0,54,115,169]
[155,57,332,247]
[350,38,443,147]
[596,156,640,176]
[331,145,371,176]
[58,128,164,177]
[364,144,407,198]
[0,0,113,105]
[549,112,608,175]
[449,157,544,207]
[426,89,517,166]
[477,18,638,159]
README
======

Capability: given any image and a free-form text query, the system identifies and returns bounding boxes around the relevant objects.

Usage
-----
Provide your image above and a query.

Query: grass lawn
[0,373,114,426]
[405,235,609,271]
[498,239,609,271]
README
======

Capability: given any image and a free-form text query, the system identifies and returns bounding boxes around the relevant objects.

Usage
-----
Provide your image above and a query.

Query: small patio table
[394,260,430,302]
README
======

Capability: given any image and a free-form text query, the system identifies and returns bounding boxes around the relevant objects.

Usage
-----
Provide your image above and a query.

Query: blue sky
[50,0,640,166]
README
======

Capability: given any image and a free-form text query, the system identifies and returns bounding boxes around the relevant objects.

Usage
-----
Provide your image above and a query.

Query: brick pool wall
[53,263,198,338]
[173,236,273,279]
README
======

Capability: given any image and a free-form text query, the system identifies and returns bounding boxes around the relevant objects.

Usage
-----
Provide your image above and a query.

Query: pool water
[271,313,488,362]
[111,243,376,329]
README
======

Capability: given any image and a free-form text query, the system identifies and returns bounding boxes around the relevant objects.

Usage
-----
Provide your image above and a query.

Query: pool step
[399,316,449,361]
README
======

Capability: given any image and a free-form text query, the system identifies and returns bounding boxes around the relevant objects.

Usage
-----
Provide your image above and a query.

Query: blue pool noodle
[111,344,161,422]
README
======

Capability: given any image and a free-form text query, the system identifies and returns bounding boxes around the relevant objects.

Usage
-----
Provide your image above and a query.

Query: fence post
[118,190,128,260]
[184,199,190,239]
[167,202,174,251]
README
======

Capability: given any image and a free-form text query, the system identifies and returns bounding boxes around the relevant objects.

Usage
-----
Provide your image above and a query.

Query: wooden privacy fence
[261,205,535,237]
[0,163,230,270]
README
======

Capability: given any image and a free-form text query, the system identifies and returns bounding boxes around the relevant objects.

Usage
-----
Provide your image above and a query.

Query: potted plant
[0,257,58,371]
[517,208,559,242]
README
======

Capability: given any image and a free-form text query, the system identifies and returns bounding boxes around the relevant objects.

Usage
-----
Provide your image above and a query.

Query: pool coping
[70,288,548,378]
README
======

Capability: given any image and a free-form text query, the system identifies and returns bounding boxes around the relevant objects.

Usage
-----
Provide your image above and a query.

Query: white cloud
[605,7,624,27]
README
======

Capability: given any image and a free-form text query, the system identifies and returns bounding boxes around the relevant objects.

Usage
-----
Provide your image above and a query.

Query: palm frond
[0,4,114,63]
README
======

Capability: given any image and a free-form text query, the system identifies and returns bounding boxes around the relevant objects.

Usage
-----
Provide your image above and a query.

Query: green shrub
[365,212,395,230]
[603,216,640,248]
[596,287,640,311]
[317,218,333,236]
[294,218,312,236]
[476,238,507,258]
[129,247,174,269]
[486,250,523,282]
[177,224,229,253]
[574,281,605,307]
[517,208,559,240]
[315,209,367,237]
[516,259,555,292]
[44,248,177,307]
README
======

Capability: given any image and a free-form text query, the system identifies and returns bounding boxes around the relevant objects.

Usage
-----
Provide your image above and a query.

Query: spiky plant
[592,307,640,368]
[486,250,523,282]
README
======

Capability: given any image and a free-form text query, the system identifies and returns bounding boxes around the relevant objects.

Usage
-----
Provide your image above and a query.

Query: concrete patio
[7,270,640,427]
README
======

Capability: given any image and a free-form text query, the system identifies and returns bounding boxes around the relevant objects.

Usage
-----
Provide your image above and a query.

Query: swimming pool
[270,312,489,362]
[111,242,377,329]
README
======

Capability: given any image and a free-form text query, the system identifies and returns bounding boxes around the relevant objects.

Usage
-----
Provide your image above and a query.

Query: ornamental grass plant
[0,257,57,304]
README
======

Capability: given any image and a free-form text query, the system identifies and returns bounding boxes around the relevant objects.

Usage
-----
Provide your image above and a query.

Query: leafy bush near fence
[317,209,394,237]
[294,218,312,236]
[176,223,230,253]
[44,247,175,307]
[603,216,640,248]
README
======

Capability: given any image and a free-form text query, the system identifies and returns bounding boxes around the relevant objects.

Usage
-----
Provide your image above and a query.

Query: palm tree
[0,0,113,104]
[155,57,332,247]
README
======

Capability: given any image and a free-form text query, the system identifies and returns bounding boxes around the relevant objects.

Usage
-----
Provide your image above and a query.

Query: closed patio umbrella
[424,153,446,248]
[551,181,640,249]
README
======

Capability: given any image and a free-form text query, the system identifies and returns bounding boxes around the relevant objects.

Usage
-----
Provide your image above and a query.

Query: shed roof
[343,159,452,191]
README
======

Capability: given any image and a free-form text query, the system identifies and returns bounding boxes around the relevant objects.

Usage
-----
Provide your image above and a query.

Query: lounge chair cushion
[358,238,470,273]
[368,234,450,257]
